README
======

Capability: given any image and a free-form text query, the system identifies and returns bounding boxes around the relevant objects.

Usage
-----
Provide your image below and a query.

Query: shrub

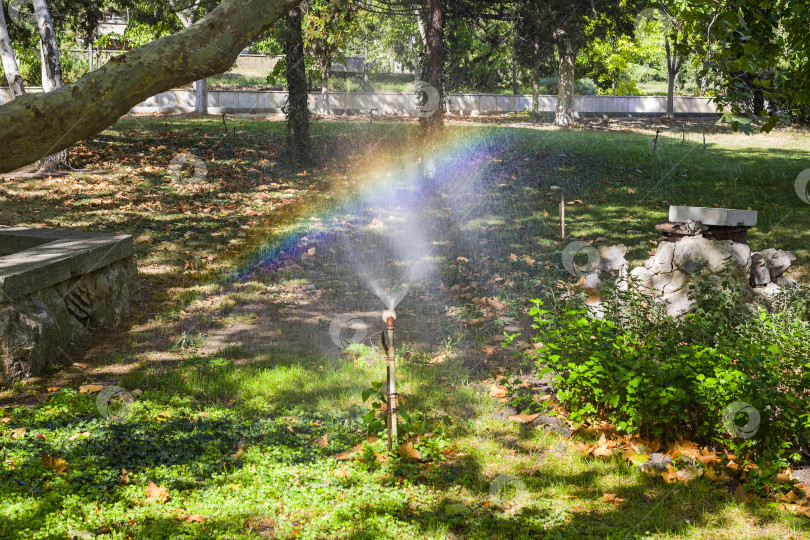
[530,277,810,478]
[536,77,598,96]
[601,79,642,96]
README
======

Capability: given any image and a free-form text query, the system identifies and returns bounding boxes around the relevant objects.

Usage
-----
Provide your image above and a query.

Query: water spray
[380,309,398,451]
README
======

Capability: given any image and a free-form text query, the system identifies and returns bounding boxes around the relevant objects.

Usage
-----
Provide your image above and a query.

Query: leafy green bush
[536,77,598,96]
[530,278,810,477]
[601,79,642,96]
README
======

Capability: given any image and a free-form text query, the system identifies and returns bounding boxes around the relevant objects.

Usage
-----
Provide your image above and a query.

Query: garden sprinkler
[380,309,398,452]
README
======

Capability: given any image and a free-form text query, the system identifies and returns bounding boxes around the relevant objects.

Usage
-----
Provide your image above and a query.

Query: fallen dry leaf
[627,439,661,455]
[68,431,91,441]
[41,455,69,474]
[46,387,61,393]
[480,346,497,355]
[78,384,104,394]
[517,466,542,476]
[334,468,352,479]
[781,491,799,503]
[334,436,379,461]
[429,354,447,364]
[508,413,540,424]
[146,482,169,503]
[662,464,679,484]
[704,466,731,483]
[313,434,328,448]
[185,515,209,523]
[734,484,754,503]
[489,385,508,399]
[398,441,423,461]
[10,428,27,440]
[489,384,506,398]
[231,444,245,461]
[601,493,624,504]
[668,440,700,460]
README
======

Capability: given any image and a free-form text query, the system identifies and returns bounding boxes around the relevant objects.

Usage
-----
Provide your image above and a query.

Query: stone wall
[0,257,138,385]
[584,236,797,317]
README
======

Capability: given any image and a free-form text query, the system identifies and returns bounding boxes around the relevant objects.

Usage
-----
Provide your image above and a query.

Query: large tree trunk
[554,38,577,126]
[666,72,675,116]
[32,0,69,172]
[321,57,331,115]
[421,0,443,138]
[664,34,683,118]
[285,5,310,164]
[0,0,301,174]
[0,3,25,98]
[170,0,209,115]
[531,64,539,114]
[195,79,208,114]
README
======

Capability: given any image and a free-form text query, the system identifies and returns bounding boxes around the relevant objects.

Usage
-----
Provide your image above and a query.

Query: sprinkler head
[381,310,396,323]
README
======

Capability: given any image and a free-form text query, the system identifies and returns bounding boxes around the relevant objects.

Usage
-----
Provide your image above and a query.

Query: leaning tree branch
[0,0,301,174]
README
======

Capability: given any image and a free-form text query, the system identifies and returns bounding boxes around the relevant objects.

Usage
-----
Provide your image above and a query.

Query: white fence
[0,87,719,116]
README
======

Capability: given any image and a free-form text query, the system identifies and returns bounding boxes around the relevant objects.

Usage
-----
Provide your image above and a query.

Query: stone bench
[0,227,138,385]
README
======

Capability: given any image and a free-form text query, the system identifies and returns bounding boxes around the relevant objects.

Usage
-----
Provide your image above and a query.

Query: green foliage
[673,0,810,127]
[531,278,810,479]
[601,79,642,96]
[535,76,598,96]
[445,18,514,93]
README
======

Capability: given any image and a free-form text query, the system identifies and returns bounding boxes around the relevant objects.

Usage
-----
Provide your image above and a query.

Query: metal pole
[382,310,398,451]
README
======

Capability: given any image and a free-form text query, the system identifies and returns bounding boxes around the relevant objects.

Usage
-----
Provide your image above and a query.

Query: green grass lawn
[0,117,808,539]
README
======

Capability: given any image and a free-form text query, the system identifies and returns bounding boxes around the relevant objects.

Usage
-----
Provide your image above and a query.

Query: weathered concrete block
[669,206,757,227]
[0,227,138,386]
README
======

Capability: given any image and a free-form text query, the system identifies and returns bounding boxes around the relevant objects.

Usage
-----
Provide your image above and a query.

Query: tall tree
[304,0,363,115]
[0,0,302,173]
[32,0,70,171]
[677,0,809,130]
[514,0,633,126]
[284,3,310,163]
[514,3,553,113]
[421,0,442,136]
[169,0,210,114]
[657,6,686,117]
[0,1,25,97]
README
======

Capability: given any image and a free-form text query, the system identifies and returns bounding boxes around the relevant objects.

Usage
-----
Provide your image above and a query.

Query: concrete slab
[0,227,134,301]
[669,206,757,227]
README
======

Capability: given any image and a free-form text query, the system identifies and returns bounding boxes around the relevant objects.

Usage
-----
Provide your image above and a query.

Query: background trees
[0,1,25,97]
[1,0,810,172]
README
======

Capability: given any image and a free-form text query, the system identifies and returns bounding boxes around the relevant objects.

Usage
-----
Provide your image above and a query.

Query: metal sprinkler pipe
[381,309,398,452]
